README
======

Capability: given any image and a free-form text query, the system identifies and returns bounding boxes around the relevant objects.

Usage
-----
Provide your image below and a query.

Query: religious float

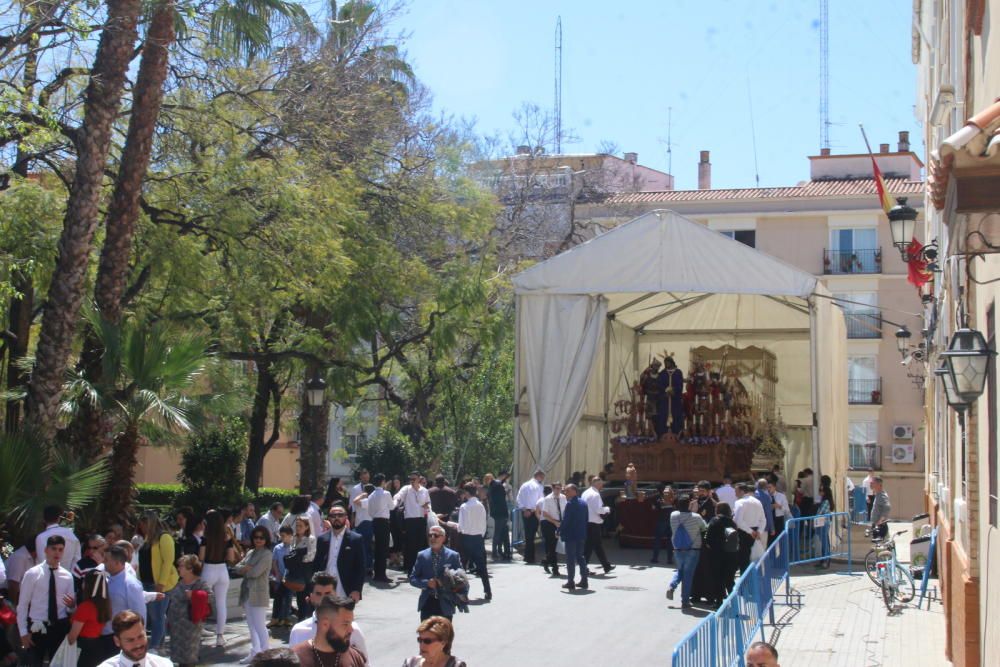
[608,345,786,546]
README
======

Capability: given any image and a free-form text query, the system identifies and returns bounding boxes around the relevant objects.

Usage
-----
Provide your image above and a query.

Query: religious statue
[657,355,685,436]
[639,358,663,436]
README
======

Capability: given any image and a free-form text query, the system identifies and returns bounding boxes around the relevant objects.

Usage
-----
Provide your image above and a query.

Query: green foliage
[0,176,62,302]
[354,423,417,479]
[0,429,109,535]
[136,483,297,511]
[253,487,300,510]
[135,483,181,508]
[176,418,249,510]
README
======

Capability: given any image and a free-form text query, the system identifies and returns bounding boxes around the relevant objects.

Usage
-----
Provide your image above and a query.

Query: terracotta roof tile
[604,177,923,204]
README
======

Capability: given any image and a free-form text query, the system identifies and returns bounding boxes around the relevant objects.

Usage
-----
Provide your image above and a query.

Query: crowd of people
[0,465,824,665]
[0,469,513,666]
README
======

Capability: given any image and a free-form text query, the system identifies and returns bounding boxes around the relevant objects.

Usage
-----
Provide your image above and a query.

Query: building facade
[577,145,927,517]
[915,1,1000,665]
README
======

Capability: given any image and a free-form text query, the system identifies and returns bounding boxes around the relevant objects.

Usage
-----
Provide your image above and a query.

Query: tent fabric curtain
[518,293,608,475]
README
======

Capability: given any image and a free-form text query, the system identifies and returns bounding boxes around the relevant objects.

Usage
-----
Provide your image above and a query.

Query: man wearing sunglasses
[314,505,366,602]
[410,526,465,621]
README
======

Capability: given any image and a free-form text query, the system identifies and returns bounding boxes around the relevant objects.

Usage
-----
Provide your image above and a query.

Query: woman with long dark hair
[199,509,236,646]
[234,526,274,663]
[324,477,349,513]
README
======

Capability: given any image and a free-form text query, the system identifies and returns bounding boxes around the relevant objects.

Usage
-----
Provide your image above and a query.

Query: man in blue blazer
[409,524,466,620]
[314,505,366,601]
[559,483,590,591]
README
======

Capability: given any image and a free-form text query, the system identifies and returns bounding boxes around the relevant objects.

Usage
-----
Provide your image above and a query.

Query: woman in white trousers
[199,510,237,646]
[235,526,275,662]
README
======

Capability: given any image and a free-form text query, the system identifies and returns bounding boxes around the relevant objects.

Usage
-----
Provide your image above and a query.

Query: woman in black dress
[703,502,740,606]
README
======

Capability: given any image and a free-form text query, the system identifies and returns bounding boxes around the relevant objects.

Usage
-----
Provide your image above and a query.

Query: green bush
[176,418,249,511]
[254,487,300,510]
[354,423,416,479]
[136,483,182,508]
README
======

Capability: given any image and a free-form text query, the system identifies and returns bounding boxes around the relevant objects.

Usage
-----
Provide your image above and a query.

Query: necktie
[48,568,58,624]
[557,497,562,521]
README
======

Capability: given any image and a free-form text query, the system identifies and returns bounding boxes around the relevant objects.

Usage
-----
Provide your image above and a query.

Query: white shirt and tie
[457,497,487,536]
[16,562,74,635]
[734,494,767,538]
[35,524,81,571]
[541,492,566,524]
[772,491,791,518]
[581,486,610,524]
[324,529,348,598]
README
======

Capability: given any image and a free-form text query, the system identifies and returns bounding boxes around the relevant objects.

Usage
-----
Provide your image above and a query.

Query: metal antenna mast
[554,16,562,154]
[819,0,830,150]
[667,106,673,176]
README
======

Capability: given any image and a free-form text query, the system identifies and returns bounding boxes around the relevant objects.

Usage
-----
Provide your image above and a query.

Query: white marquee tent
[512,210,847,492]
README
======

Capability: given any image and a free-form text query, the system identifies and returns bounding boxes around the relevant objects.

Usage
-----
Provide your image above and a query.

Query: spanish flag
[870,156,895,214]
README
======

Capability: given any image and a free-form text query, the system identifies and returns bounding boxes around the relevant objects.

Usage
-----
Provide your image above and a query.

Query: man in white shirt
[35,505,80,571]
[733,483,767,574]
[97,610,171,667]
[350,484,375,579]
[456,484,491,600]
[366,474,393,583]
[287,572,370,664]
[4,537,37,603]
[715,474,738,509]
[767,481,791,541]
[348,470,370,508]
[581,477,615,573]
[398,472,431,574]
[17,535,76,664]
[515,470,546,564]
[308,490,326,537]
[540,482,567,577]
[861,468,877,520]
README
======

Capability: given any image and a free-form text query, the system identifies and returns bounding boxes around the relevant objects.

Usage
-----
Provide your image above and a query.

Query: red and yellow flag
[870,156,895,214]
[906,239,933,288]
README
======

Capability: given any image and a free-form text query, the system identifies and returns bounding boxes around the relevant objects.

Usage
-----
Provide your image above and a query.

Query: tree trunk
[246,359,281,492]
[94,0,175,325]
[298,366,329,494]
[101,422,142,526]
[4,20,41,432]
[25,0,141,438]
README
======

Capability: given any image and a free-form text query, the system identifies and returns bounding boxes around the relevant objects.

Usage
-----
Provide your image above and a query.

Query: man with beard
[288,573,369,665]
[314,506,365,602]
[291,596,366,667]
[96,611,172,667]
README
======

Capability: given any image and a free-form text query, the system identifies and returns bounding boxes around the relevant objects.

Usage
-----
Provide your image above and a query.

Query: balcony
[845,310,882,339]
[848,378,882,404]
[849,443,882,470]
[823,248,882,274]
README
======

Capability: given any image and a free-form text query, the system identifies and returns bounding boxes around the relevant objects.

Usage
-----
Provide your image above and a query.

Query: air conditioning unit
[891,444,915,464]
[892,424,914,440]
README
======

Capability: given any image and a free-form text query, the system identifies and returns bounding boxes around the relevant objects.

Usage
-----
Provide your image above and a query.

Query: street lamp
[895,327,912,357]
[934,363,966,412]
[939,328,996,405]
[887,197,918,261]
[306,375,327,407]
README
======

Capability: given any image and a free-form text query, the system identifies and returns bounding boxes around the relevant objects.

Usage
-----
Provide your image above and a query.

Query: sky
[393,0,919,191]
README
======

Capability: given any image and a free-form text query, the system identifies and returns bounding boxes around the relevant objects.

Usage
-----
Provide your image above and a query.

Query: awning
[928,97,1000,212]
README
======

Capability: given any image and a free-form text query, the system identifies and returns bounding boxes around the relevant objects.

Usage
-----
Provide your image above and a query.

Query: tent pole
[809,296,821,499]
[513,295,522,486]
[603,316,612,471]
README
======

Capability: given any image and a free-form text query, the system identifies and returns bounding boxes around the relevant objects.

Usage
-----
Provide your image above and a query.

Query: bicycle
[873,529,916,611]
[863,528,891,584]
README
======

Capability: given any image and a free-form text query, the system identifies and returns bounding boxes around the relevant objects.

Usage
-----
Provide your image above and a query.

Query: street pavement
[192,540,703,666]
[768,523,949,666]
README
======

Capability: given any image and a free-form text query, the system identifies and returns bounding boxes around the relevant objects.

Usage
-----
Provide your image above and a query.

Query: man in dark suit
[314,505,366,601]
[409,525,466,620]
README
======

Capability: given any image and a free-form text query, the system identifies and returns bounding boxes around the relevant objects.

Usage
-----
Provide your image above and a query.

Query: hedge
[136,484,300,512]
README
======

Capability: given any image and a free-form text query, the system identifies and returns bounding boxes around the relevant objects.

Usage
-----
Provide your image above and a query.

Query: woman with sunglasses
[234,526,274,663]
[402,616,467,667]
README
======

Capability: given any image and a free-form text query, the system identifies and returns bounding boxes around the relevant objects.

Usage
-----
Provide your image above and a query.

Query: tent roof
[513,209,818,298]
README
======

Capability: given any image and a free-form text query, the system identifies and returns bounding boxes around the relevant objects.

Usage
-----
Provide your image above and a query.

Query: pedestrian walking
[269,525,296,628]
[398,473,432,575]
[36,505,81,572]
[582,476,615,573]
[235,526,274,663]
[67,570,113,667]
[96,611,172,667]
[286,572,370,663]
[456,484,491,600]
[665,494,707,608]
[16,535,75,666]
[515,471,545,564]
[558,483,589,591]
[410,526,465,621]
[650,484,675,565]
[289,595,366,667]
[540,482,566,577]
[402,616,468,667]
[165,555,211,667]
[486,472,511,561]
[366,474,394,583]
[136,510,177,652]
[200,509,238,646]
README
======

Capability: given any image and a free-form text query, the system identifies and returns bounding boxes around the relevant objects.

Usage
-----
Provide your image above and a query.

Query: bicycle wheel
[881,577,896,611]
[865,549,880,583]
[895,563,916,603]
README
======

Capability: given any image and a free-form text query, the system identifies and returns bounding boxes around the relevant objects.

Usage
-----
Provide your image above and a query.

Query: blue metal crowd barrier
[671,511,851,667]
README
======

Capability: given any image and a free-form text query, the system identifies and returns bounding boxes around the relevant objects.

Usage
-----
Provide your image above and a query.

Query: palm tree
[324,0,415,90]
[64,313,211,525]
[25,0,142,438]
[0,429,110,536]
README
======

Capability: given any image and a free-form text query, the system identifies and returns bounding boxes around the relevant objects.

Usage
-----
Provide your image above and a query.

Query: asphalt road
[198,540,704,666]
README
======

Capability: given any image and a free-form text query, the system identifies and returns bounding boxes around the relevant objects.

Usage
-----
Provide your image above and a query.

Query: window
[835,292,881,339]
[720,229,756,247]
[342,432,364,456]
[849,420,880,469]
[989,303,997,526]
[827,227,879,273]
[848,355,880,403]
